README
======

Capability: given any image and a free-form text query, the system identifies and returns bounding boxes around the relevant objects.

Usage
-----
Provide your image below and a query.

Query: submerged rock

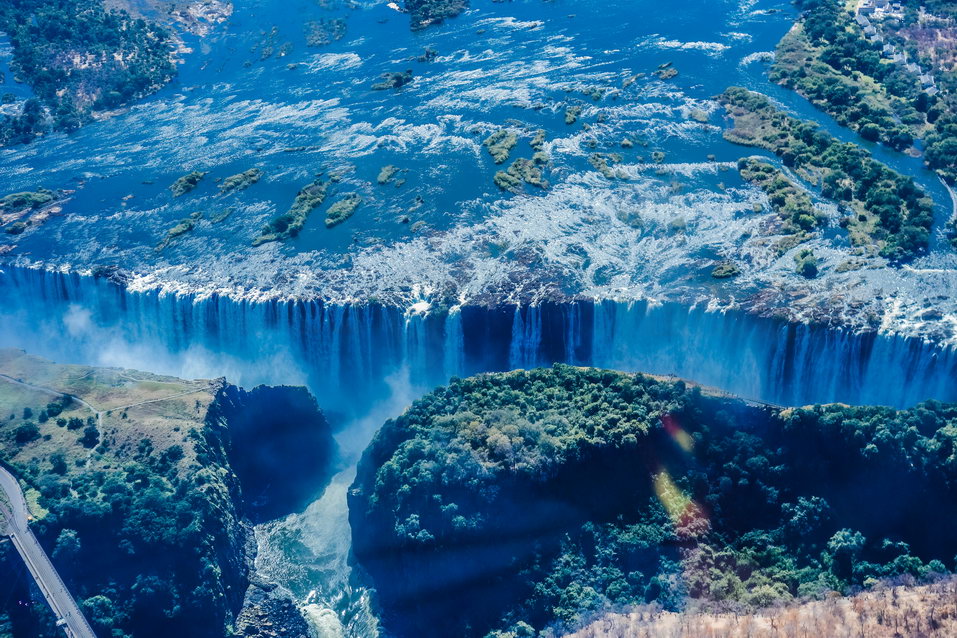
[655,61,678,80]
[156,217,196,251]
[416,47,438,62]
[304,18,347,47]
[372,70,414,90]
[564,105,582,125]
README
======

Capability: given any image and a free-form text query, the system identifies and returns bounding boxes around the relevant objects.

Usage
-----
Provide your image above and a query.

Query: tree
[52,528,81,564]
[794,249,819,278]
[860,122,881,142]
[81,595,116,635]
[79,424,99,448]
[14,423,40,444]
[50,452,67,475]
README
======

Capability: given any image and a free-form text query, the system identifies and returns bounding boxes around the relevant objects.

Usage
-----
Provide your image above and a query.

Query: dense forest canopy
[350,365,957,637]
[0,0,175,146]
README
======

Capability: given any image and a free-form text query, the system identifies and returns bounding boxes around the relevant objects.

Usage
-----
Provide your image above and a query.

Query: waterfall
[1,264,954,410]
[443,307,464,380]
[508,304,542,371]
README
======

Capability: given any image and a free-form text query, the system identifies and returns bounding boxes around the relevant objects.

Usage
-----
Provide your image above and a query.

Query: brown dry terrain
[0,347,222,520]
[568,578,957,638]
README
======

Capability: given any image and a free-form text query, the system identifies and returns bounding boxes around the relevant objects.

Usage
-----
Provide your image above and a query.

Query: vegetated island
[220,168,264,194]
[170,170,208,197]
[0,0,177,147]
[350,364,957,638]
[718,87,934,261]
[494,156,549,192]
[0,188,65,240]
[253,177,328,246]
[403,0,468,30]
[325,193,362,228]
[484,129,518,164]
[0,349,334,637]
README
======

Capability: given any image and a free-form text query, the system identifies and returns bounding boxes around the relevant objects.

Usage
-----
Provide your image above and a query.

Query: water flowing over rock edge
[1,263,954,410]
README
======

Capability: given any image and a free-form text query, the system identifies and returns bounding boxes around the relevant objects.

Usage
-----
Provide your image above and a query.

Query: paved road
[0,464,96,638]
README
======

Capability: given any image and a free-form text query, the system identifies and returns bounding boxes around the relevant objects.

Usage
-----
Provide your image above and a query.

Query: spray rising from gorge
[2,265,954,411]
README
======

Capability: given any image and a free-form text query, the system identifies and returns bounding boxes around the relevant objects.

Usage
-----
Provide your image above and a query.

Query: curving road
[0,464,97,638]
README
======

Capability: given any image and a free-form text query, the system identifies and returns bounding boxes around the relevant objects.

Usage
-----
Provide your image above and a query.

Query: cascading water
[3,264,957,637]
[0,268,957,410]
[1,265,954,410]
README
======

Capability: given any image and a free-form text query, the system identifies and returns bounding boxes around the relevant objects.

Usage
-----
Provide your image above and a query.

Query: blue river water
[3,3,957,635]
[0,0,823,269]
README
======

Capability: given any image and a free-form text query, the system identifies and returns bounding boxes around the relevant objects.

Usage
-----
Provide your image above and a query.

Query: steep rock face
[349,365,957,637]
[214,384,336,522]
[234,583,313,638]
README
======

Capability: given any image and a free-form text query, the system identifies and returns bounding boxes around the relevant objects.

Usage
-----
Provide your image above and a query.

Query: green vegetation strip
[0,189,55,212]
[253,178,328,246]
[719,87,933,261]
[351,365,957,637]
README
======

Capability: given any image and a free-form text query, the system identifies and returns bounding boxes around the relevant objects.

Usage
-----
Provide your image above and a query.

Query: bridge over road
[0,463,96,638]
